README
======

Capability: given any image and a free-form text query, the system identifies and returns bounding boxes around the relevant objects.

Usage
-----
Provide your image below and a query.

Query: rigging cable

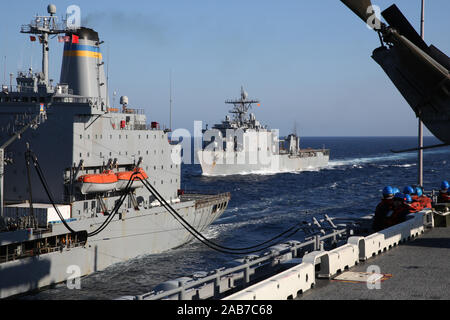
[31,151,137,237]
[30,150,303,254]
[139,177,303,255]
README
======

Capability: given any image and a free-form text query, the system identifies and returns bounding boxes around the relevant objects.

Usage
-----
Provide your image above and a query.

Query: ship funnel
[60,27,107,105]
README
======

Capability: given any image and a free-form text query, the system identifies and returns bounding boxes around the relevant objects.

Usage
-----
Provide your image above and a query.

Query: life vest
[386,205,409,227]
[406,201,422,214]
[418,196,432,208]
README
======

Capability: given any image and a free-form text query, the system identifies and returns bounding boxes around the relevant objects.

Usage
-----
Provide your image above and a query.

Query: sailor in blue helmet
[413,186,432,209]
[372,186,395,232]
[438,181,450,203]
[403,186,414,195]
[386,193,411,227]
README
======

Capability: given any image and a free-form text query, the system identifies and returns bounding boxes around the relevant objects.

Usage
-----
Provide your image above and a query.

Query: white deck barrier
[222,262,315,300]
[348,211,427,261]
[225,211,428,300]
[303,243,359,278]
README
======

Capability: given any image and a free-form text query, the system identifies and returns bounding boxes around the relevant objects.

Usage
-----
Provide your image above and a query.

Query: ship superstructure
[197,87,330,175]
[0,5,230,298]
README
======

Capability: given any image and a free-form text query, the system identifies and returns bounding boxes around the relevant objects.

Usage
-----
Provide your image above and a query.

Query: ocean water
[26,136,450,300]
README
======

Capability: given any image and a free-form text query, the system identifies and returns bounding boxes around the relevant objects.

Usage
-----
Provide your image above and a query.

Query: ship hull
[0,195,229,299]
[198,150,329,176]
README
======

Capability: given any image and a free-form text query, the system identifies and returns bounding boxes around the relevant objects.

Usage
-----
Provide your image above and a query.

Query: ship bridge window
[80,135,82,139]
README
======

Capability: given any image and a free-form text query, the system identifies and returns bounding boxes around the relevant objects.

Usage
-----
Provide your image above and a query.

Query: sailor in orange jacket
[415,186,432,209]
[386,193,411,228]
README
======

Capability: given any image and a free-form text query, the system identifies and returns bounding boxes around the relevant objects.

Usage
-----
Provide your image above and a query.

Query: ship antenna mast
[19,4,68,87]
[225,86,260,124]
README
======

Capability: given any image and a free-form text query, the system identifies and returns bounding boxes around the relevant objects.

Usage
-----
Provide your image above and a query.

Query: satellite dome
[47,4,56,15]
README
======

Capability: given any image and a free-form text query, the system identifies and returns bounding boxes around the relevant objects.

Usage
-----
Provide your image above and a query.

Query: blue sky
[1,0,449,136]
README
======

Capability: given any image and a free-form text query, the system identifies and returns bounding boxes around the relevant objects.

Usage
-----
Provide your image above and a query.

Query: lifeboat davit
[77,170,118,194]
[116,167,149,190]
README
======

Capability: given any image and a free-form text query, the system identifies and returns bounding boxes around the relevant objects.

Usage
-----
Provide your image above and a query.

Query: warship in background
[0,4,230,299]
[198,87,330,176]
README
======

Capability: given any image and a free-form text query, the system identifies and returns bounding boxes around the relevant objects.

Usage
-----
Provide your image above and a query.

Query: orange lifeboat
[77,170,118,194]
[116,167,149,190]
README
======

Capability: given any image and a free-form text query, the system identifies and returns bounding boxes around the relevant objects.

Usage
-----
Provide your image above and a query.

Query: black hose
[31,150,302,254]
[139,177,302,255]
[31,151,138,237]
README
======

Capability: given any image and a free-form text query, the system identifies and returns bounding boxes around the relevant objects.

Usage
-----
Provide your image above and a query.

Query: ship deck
[298,226,450,300]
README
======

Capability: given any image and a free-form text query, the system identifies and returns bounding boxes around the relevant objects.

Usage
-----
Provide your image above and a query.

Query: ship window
[110,135,112,139]
[109,152,112,156]
[146,151,148,155]
[154,135,156,139]
[146,135,148,139]
[83,202,88,212]
[161,165,163,169]
[87,152,90,157]
[91,201,96,210]
[126,135,128,139]
[100,135,102,139]
[125,152,128,155]
[154,166,156,170]
[154,150,156,155]
[88,135,90,139]
[95,135,98,139]
[161,150,164,154]
[119,135,121,139]
[119,151,121,155]
[161,180,163,184]
[138,135,141,139]
[80,135,82,139]
[79,153,82,157]
[138,151,140,155]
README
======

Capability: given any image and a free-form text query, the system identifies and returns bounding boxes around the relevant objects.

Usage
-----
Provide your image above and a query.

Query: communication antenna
[169,69,173,131]
[3,56,5,85]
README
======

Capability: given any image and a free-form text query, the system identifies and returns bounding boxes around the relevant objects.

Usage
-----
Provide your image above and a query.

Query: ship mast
[19,4,68,86]
[225,86,260,124]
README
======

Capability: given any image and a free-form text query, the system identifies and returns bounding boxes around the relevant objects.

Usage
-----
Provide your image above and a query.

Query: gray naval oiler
[198,87,330,176]
[0,5,229,299]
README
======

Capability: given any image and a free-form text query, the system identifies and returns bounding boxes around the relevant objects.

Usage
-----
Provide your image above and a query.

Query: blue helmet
[405,194,412,203]
[415,186,423,197]
[403,186,414,195]
[392,187,400,194]
[382,186,394,197]
[441,181,449,190]
[394,193,404,200]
